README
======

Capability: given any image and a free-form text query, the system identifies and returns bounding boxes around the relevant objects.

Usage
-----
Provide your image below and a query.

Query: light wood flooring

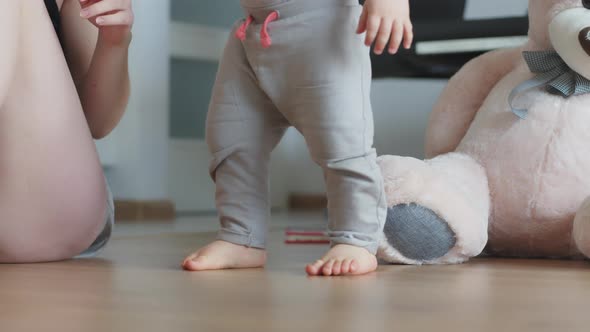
[1,213,589,332]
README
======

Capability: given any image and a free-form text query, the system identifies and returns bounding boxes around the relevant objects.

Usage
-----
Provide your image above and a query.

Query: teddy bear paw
[383,203,456,262]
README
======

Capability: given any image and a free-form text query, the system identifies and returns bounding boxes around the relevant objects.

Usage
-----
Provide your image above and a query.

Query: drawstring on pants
[235,11,280,48]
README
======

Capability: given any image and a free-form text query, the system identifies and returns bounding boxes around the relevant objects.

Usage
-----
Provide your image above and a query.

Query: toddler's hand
[357,0,413,55]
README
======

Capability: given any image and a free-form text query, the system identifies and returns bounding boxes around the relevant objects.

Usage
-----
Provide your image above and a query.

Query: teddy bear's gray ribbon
[509,50,590,119]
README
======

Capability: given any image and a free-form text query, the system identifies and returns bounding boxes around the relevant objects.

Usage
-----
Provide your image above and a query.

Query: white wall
[168,139,215,211]
[100,0,170,201]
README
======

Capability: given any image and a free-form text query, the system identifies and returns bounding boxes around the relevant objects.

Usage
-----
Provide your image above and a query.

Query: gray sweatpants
[207,0,386,254]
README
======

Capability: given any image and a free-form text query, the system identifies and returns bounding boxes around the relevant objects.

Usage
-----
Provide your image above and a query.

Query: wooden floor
[1,217,590,332]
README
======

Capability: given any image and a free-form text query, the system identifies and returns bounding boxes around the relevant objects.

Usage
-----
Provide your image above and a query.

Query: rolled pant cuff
[330,237,379,255]
[217,229,266,249]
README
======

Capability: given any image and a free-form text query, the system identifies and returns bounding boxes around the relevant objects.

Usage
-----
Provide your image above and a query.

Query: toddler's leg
[285,19,385,276]
[183,26,288,271]
[301,99,385,275]
[302,118,385,276]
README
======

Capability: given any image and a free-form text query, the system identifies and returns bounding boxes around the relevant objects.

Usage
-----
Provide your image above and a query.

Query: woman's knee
[0,180,108,263]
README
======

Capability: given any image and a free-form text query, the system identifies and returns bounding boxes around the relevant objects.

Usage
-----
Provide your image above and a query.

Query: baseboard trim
[114,200,176,222]
[288,193,327,211]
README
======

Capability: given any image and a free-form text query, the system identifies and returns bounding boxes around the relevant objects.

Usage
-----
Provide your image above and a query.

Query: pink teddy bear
[378,0,590,264]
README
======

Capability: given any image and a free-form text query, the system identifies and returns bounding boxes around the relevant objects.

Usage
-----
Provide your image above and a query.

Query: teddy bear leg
[573,196,590,258]
[377,153,490,265]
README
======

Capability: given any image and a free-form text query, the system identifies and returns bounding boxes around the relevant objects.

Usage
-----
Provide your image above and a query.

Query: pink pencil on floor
[285,228,330,244]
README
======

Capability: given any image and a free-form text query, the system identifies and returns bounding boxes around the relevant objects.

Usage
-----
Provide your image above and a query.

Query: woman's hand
[357,0,413,55]
[79,0,134,45]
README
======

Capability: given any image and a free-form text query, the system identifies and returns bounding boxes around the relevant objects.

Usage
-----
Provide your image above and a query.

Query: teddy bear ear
[584,0,590,9]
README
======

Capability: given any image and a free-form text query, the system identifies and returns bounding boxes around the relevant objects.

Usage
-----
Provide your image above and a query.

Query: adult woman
[0,0,133,262]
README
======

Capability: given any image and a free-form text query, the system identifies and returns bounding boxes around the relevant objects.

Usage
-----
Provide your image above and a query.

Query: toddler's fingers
[388,20,404,54]
[356,7,368,34]
[374,19,392,55]
[403,21,414,49]
[364,15,381,47]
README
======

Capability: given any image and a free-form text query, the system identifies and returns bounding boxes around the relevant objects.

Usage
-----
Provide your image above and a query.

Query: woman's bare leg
[0,1,108,263]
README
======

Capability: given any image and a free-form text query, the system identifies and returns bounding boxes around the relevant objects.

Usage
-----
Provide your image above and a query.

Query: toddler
[183,0,413,276]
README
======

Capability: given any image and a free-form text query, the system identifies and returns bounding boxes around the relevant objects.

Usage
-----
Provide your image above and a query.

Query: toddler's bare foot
[306,244,378,276]
[182,240,267,271]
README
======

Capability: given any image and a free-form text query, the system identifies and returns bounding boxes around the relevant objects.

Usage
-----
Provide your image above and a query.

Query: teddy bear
[377,0,590,265]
